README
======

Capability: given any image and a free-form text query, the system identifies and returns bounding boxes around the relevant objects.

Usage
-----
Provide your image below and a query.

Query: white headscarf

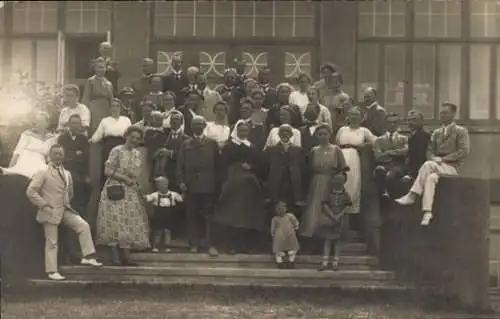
[230,119,252,147]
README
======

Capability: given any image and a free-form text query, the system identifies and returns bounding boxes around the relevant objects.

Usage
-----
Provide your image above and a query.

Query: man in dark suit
[361,86,387,137]
[179,90,203,137]
[177,116,219,257]
[403,109,431,180]
[162,54,189,107]
[56,114,91,265]
[131,58,156,119]
[258,67,277,109]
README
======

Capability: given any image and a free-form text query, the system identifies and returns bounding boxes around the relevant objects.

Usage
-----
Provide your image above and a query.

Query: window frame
[355,0,500,126]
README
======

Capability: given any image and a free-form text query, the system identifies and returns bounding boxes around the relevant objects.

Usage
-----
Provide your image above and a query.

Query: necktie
[53,165,66,185]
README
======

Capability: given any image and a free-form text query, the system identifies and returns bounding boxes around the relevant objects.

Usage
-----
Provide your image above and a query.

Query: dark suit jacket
[178,107,196,137]
[162,72,189,106]
[177,136,220,194]
[265,144,304,203]
[362,103,387,137]
[57,132,89,183]
[229,120,266,151]
[407,128,431,178]
[299,125,320,152]
[264,103,302,134]
[261,85,278,109]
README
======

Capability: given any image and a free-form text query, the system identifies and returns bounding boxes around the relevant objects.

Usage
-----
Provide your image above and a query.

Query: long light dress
[300,144,348,237]
[4,130,57,178]
[96,145,150,250]
[336,126,376,215]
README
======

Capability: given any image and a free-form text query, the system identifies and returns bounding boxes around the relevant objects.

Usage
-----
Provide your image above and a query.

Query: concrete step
[130,253,378,270]
[58,266,395,286]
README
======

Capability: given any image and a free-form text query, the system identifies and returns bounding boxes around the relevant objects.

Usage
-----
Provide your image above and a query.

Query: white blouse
[90,116,132,143]
[289,91,309,114]
[264,127,302,150]
[57,103,91,131]
[204,121,230,148]
[336,126,376,146]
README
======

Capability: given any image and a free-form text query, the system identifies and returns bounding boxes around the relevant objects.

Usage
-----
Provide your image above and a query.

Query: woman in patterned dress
[96,126,150,266]
[82,57,114,135]
[300,124,348,237]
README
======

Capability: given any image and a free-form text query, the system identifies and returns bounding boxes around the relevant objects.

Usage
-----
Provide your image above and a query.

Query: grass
[0,285,477,319]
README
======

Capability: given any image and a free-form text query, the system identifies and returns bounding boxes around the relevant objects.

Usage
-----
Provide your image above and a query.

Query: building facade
[1,0,500,177]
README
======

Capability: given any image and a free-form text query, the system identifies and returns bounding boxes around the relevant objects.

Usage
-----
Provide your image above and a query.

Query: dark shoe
[318,263,328,272]
[287,261,295,269]
[276,262,285,269]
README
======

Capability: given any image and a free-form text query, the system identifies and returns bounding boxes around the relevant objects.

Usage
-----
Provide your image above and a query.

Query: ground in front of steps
[1,286,492,319]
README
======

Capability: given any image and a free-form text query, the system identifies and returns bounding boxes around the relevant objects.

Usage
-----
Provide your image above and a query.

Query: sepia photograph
[0,0,499,318]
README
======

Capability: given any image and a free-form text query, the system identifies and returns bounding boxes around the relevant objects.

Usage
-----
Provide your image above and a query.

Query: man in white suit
[26,144,102,281]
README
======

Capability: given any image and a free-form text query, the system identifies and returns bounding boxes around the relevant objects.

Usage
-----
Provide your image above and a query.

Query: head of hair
[63,84,80,97]
[191,115,207,125]
[68,114,82,123]
[154,176,169,183]
[111,98,122,107]
[236,120,250,130]
[251,89,265,99]
[408,108,424,119]
[164,91,176,100]
[124,126,144,139]
[315,123,332,135]
[297,72,312,84]
[240,97,255,109]
[278,124,293,135]
[212,100,229,114]
[94,57,106,66]
[276,82,293,92]
[119,87,135,96]
[320,63,337,74]
[442,101,458,113]
[140,100,154,109]
[307,85,321,96]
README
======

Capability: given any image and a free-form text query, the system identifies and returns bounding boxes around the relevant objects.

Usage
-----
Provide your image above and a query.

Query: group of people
[0,41,470,280]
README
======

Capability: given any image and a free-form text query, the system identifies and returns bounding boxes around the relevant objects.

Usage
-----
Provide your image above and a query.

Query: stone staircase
[28,235,411,292]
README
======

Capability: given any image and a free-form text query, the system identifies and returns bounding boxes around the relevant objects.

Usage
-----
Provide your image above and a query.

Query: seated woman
[214,121,267,253]
[88,99,132,230]
[230,98,266,151]
[336,107,376,229]
[57,84,91,134]
[265,83,302,132]
[300,124,348,238]
[95,126,150,265]
[263,106,302,150]
[0,112,56,281]
[204,101,231,149]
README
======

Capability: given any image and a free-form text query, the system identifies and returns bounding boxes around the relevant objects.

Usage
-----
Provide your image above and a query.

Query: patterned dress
[96,145,150,250]
[300,144,347,237]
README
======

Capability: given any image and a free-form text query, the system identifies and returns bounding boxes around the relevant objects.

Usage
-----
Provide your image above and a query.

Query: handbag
[106,166,125,201]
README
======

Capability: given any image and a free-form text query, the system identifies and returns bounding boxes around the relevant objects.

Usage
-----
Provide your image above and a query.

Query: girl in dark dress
[214,121,266,253]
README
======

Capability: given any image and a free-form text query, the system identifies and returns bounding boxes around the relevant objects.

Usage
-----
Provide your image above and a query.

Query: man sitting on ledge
[373,113,408,199]
[395,102,470,226]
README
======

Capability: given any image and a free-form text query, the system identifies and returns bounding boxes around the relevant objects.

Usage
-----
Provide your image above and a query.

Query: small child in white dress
[271,201,300,269]
[144,176,183,253]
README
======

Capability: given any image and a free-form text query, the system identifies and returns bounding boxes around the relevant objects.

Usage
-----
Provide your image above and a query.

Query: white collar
[309,124,319,135]
[173,69,182,75]
[367,101,378,109]
[171,127,183,135]
[232,137,252,147]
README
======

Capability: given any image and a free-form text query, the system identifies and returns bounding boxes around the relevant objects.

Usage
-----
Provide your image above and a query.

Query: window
[36,40,58,85]
[496,46,500,119]
[242,51,268,78]
[356,43,379,102]
[358,0,407,37]
[470,0,500,38]
[414,0,461,38]
[438,45,461,116]
[154,1,314,38]
[70,39,101,79]
[412,44,435,119]
[469,45,491,120]
[384,45,406,115]
[199,51,226,88]
[284,51,311,81]
[11,40,33,79]
[66,1,111,34]
[156,51,184,75]
[13,2,57,33]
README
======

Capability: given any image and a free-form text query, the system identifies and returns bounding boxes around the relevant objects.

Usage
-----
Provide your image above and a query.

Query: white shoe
[81,258,103,267]
[420,212,433,226]
[395,193,416,206]
[152,248,159,253]
[48,272,66,281]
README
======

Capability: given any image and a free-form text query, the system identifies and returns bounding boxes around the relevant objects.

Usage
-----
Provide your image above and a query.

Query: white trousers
[43,211,96,273]
[410,160,457,212]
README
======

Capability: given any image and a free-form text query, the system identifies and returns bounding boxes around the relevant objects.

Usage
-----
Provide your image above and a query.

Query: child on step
[316,172,351,271]
[271,201,300,269]
[145,176,183,253]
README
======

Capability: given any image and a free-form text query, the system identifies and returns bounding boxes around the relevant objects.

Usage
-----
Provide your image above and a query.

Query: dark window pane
[358,14,375,37]
[235,17,253,37]
[415,0,461,38]
[412,44,435,119]
[214,2,233,37]
[255,2,273,17]
[66,11,81,34]
[199,51,226,78]
[358,1,406,37]
[235,2,253,17]
[176,2,194,15]
[176,17,194,37]
[275,1,293,16]
[439,45,461,118]
[275,17,294,38]
[242,51,268,78]
[157,51,184,75]
[154,16,175,37]
[36,40,58,85]
[284,51,311,78]
[255,17,273,37]
[469,45,490,119]
[295,1,314,17]
[384,45,406,115]
[197,2,213,16]
[97,3,111,33]
[470,1,500,38]
[357,43,379,101]
[196,17,214,37]
[295,18,314,38]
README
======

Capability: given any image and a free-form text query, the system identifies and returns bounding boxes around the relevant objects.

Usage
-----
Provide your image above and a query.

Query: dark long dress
[214,141,266,231]
[0,174,45,282]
